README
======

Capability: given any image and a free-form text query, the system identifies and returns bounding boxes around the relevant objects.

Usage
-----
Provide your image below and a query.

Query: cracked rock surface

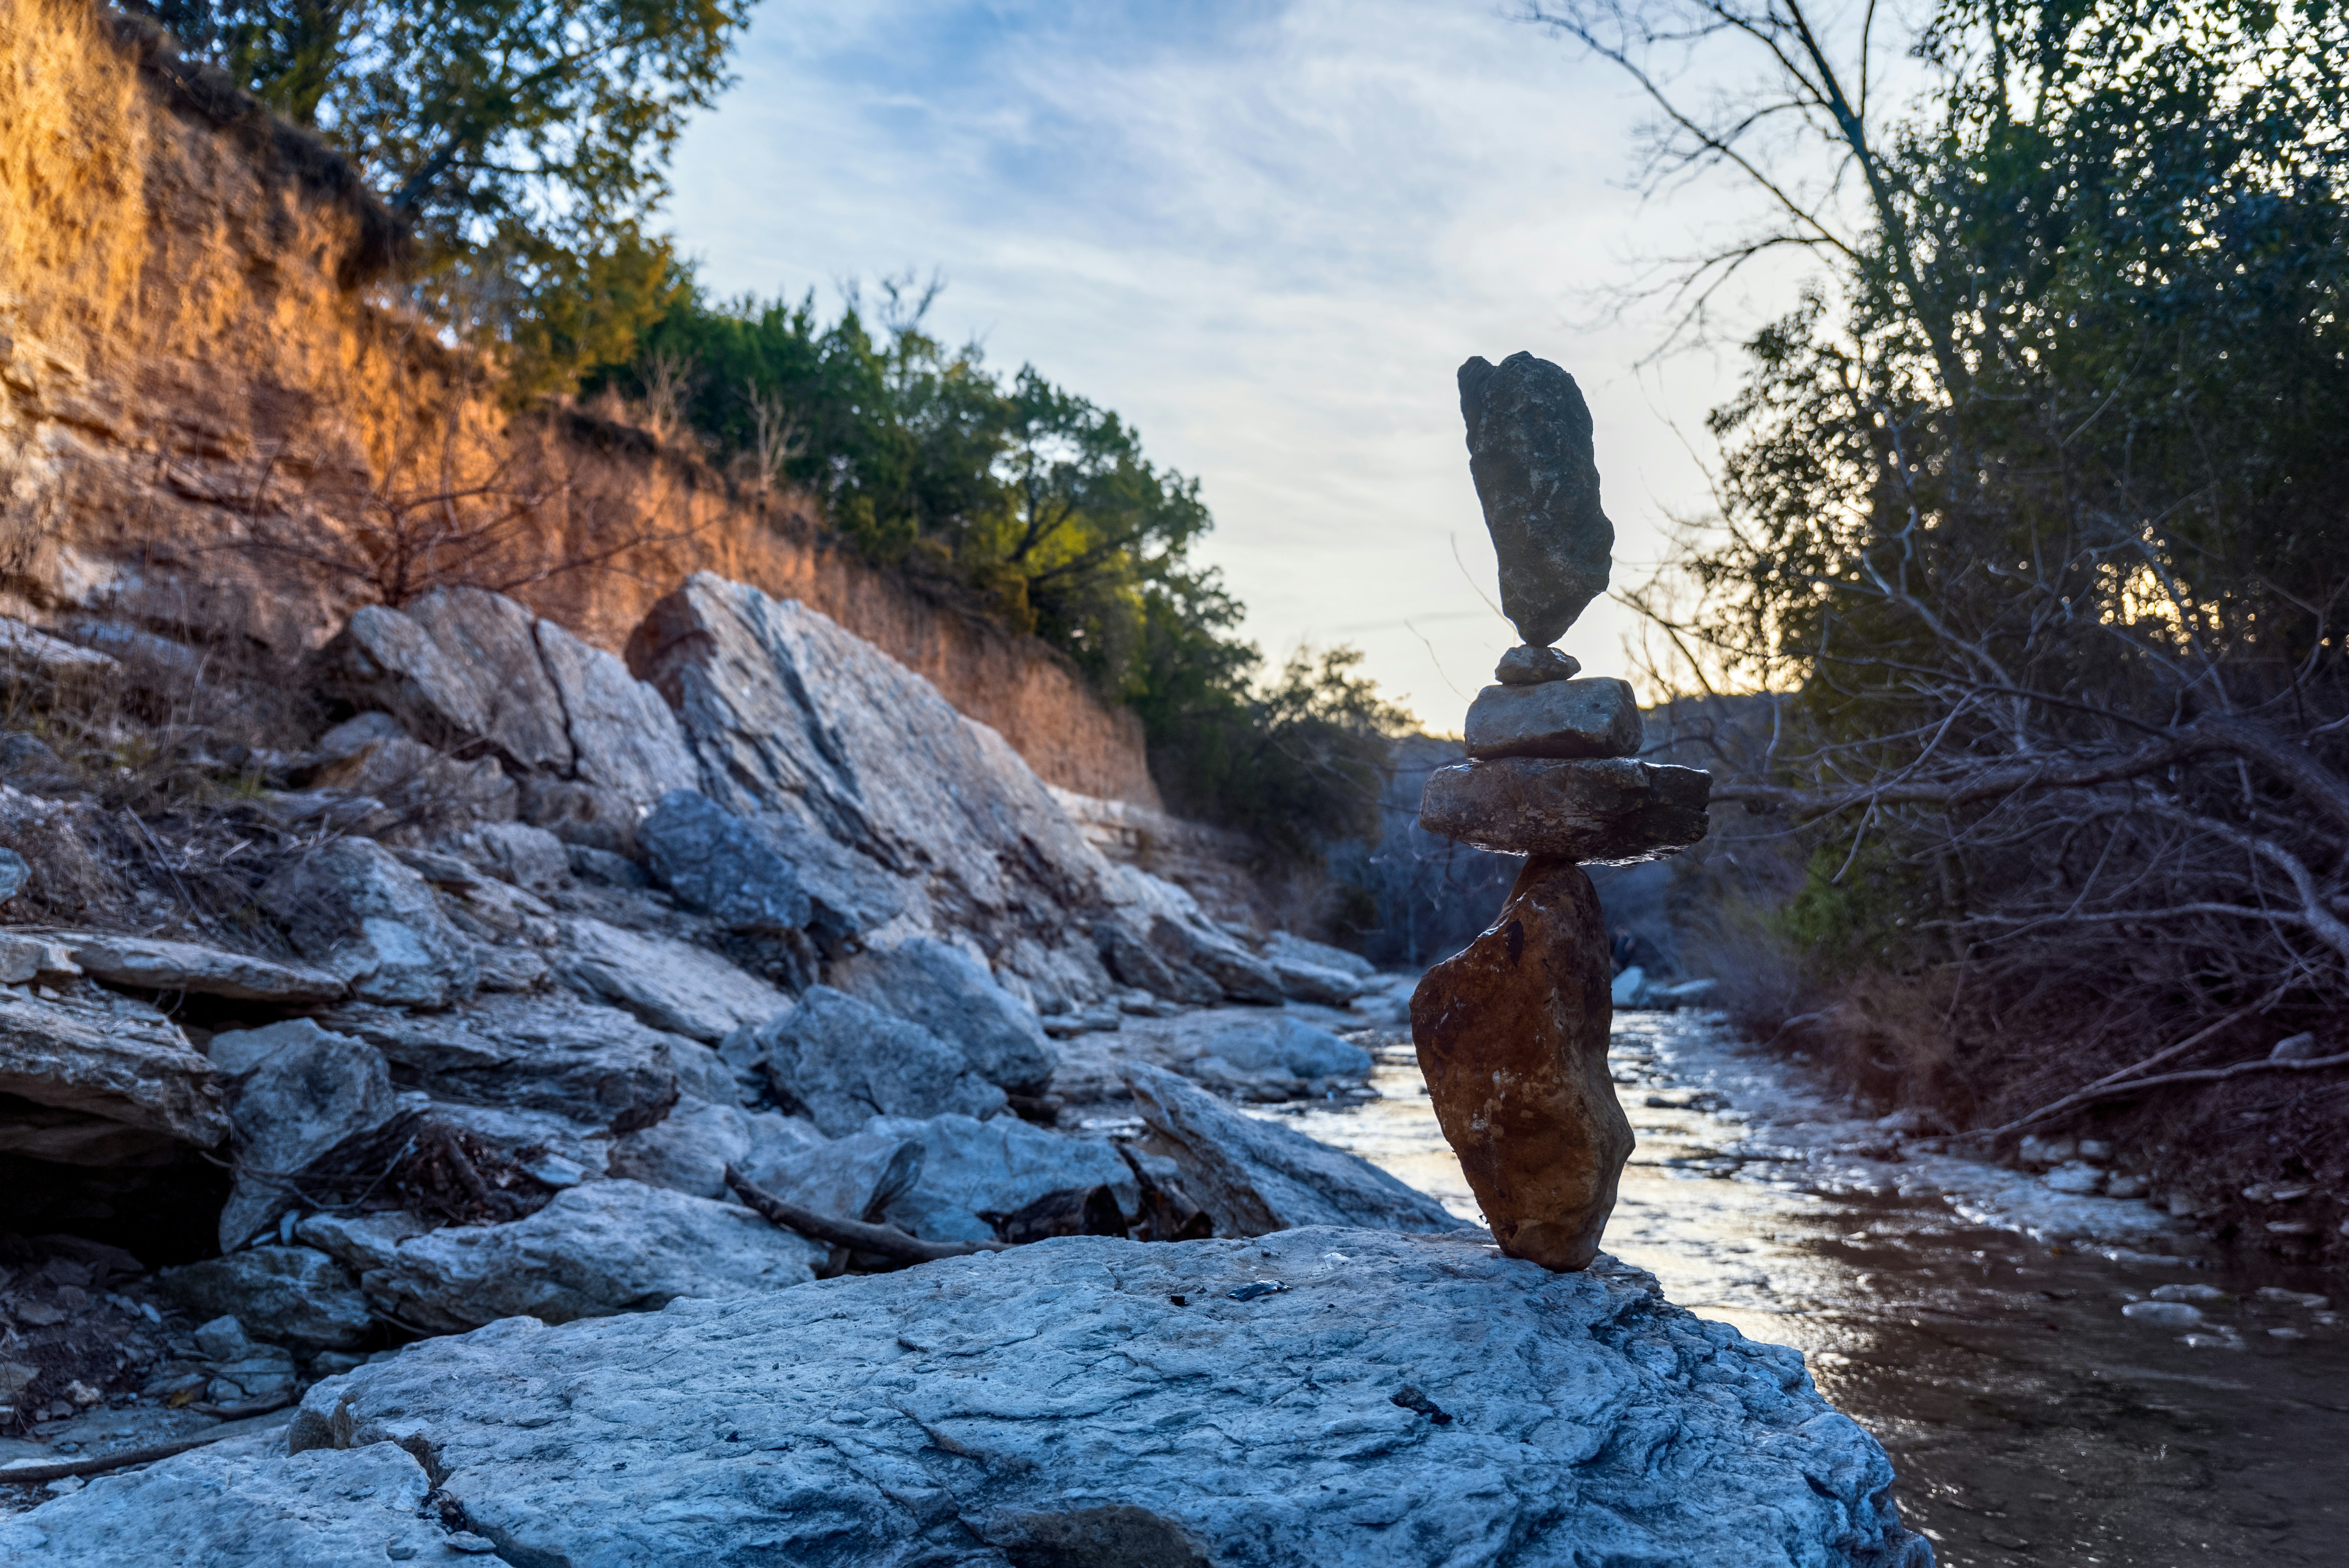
[0,1230,1926,1568]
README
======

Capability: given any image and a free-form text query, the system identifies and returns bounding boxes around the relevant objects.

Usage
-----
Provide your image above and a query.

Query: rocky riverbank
[0,575,1924,1562]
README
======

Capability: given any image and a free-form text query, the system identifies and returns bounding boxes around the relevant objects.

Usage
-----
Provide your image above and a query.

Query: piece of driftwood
[0,1404,294,1488]
[722,1164,1010,1262]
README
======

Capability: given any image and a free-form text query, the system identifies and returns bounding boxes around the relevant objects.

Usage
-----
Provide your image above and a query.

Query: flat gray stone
[0,1432,453,1564]
[1495,643,1581,684]
[344,1178,827,1335]
[1418,756,1710,863]
[1148,917,1285,1005]
[1463,676,1642,761]
[0,989,226,1159]
[1262,951,1362,1006]
[9,1230,1932,1568]
[159,1246,373,1350]
[748,987,1006,1136]
[323,992,693,1135]
[458,822,574,895]
[828,937,1055,1092]
[553,915,788,1042]
[1458,351,1615,647]
[206,1020,401,1250]
[57,932,347,1003]
[641,789,905,943]
[1124,1062,1470,1236]
[1263,929,1374,979]
[761,1113,1138,1243]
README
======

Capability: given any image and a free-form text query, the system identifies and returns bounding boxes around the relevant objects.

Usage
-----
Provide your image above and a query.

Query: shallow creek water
[1254,1004,2349,1567]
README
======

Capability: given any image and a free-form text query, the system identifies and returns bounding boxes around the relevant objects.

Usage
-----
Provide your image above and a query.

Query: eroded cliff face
[0,2,1158,806]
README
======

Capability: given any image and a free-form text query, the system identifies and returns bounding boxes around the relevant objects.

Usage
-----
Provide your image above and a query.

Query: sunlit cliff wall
[0,0,1161,806]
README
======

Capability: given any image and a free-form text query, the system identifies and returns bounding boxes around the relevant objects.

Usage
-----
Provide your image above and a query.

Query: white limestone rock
[828,936,1057,1091]
[8,1230,1929,1567]
[260,837,480,1007]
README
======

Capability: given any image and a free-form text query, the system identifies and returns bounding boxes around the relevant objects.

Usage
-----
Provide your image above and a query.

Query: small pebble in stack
[1409,352,1712,1274]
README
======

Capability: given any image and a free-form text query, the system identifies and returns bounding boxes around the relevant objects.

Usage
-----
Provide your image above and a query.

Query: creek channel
[1254,996,2349,1567]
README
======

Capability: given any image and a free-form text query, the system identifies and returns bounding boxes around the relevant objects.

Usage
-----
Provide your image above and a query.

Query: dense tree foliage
[141,0,749,392]
[590,282,1404,861]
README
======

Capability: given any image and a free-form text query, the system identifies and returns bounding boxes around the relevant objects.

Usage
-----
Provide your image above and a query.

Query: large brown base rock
[1409,857,1631,1271]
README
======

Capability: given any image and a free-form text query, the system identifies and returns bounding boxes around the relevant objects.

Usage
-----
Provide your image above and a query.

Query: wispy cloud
[668,0,1804,725]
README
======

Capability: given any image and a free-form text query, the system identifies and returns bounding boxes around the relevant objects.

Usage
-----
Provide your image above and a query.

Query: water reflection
[1251,1008,2348,1567]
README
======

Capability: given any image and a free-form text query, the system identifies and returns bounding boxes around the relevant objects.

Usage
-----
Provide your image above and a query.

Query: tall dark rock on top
[1458,353,1614,647]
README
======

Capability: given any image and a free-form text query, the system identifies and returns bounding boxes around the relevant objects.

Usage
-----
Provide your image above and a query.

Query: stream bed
[1260,1003,2348,1567]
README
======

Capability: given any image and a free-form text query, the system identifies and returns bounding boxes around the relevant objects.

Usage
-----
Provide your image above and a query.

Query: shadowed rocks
[1464,676,1642,761]
[1457,352,1615,647]
[1410,857,1630,1272]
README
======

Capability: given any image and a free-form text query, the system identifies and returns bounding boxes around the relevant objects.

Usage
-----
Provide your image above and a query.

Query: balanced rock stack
[1410,352,1712,1273]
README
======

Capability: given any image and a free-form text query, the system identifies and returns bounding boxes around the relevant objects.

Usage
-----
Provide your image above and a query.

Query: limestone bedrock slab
[1463,676,1642,761]
[57,931,347,1004]
[2,1230,1929,1568]
[1459,352,1615,647]
[1419,756,1711,863]
[1412,857,1632,1272]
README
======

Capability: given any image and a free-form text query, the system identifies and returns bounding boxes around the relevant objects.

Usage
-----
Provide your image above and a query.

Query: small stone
[2103,1173,2149,1199]
[1463,679,1641,762]
[1494,645,1580,685]
[2267,1031,2321,1061]
[2150,1283,2230,1305]
[2042,1161,2105,1196]
[444,1533,500,1554]
[64,1380,101,1406]
[2253,1287,2329,1309]
[1411,857,1629,1272]
[2121,1300,2203,1329]
[1417,758,1709,864]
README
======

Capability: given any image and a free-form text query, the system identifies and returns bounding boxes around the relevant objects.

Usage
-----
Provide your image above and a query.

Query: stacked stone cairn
[1410,351,1713,1272]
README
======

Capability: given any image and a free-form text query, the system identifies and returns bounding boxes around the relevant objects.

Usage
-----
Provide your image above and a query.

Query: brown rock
[1409,857,1629,1271]
[1463,677,1641,761]
[1418,757,1708,863]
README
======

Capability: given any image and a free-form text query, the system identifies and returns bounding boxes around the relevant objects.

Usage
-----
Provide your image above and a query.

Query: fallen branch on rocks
[722,1164,1011,1262]
[1966,1006,2267,1139]
[0,1405,293,1488]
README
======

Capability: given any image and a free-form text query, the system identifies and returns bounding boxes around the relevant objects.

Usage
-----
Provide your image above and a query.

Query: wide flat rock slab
[1419,756,1710,863]
[0,987,227,1158]
[1,1230,1927,1567]
[54,932,347,1003]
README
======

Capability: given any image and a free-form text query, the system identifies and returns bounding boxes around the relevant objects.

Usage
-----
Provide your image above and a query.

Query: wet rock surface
[2,1230,1926,1568]
[1412,858,1630,1271]
[1419,756,1711,863]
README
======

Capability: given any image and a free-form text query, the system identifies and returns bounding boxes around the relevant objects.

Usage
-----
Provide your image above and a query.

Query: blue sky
[665,0,1809,728]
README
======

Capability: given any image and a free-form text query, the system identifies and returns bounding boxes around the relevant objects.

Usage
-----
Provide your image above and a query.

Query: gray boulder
[207,1019,401,1250]
[1096,914,1218,1004]
[829,937,1056,1091]
[401,586,577,771]
[159,1247,372,1350]
[54,931,346,1004]
[323,993,695,1134]
[341,1179,828,1334]
[750,987,1006,1136]
[758,1113,1138,1243]
[8,1230,1928,1567]
[607,1097,829,1200]
[1263,952,1363,1006]
[640,789,905,943]
[625,576,1105,950]
[1150,915,1285,1005]
[553,915,789,1042]
[1264,929,1375,977]
[1124,1062,1469,1236]
[303,711,517,827]
[1195,1013,1373,1083]
[532,616,702,805]
[459,821,574,894]
[0,988,226,1163]
[261,836,479,1006]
